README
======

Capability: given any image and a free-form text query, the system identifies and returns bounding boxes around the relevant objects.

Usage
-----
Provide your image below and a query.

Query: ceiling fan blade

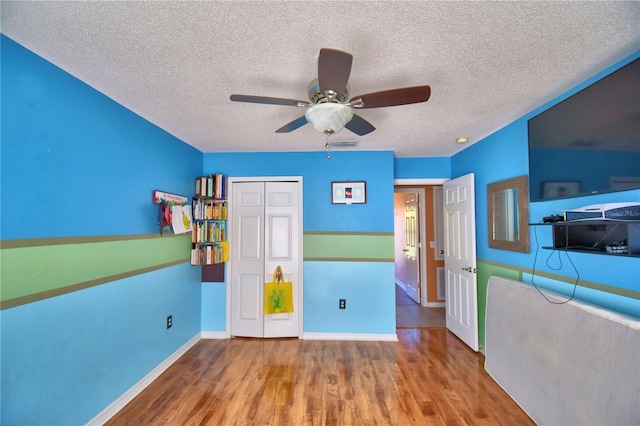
[275,116,308,133]
[345,114,376,136]
[350,85,431,109]
[318,48,353,98]
[230,94,309,107]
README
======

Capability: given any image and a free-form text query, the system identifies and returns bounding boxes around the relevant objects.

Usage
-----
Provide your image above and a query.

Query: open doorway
[394,185,445,328]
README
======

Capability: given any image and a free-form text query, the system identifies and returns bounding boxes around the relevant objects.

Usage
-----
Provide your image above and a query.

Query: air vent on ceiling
[331,140,358,148]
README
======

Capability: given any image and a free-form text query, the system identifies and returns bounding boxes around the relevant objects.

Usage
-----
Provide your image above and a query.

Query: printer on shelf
[564,202,640,221]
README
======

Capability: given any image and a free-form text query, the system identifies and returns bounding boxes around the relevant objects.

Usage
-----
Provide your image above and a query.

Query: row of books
[195,174,227,199]
[192,198,227,221]
[192,221,226,244]
[190,243,227,265]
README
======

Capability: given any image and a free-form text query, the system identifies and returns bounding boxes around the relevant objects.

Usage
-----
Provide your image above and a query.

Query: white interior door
[230,180,301,338]
[403,192,420,303]
[443,173,478,351]
[263,182,299,338]
[230,182,265,338]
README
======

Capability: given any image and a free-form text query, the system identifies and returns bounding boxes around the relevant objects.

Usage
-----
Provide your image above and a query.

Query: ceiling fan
[230,48,431,137]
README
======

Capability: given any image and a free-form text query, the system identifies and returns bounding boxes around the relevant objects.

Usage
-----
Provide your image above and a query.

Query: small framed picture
[542,181,581,199]
[332,181,366,204]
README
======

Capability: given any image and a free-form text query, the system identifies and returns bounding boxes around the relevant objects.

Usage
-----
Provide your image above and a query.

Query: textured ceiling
[2,1,639,157]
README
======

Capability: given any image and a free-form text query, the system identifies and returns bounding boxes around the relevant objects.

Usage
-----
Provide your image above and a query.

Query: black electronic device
[543,214,564,223]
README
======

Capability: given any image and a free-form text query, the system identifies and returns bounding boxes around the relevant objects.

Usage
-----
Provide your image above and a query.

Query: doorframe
[225,176,304,338]
[394,179,448,308]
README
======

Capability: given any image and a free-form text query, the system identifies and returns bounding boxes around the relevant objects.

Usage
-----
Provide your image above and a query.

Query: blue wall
[205,151,395,232]
[394,156,451,179]
[202,151,397,335]
[452,50,640,318]
[1,35,203,425]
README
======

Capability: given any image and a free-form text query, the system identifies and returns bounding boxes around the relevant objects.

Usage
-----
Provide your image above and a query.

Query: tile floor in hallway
[396,284,446,328]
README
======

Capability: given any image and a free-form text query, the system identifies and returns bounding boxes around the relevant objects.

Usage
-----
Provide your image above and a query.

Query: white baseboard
[302,332,398,342]
[395,279,407,291]
[88,333,201,425]
[200,330,228,339]
[426,302,445,308]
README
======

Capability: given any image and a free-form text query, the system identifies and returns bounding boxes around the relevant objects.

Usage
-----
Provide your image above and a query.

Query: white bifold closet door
[230,181,300,338]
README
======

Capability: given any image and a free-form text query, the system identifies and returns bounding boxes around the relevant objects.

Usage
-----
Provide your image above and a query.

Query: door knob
[439,250,444,255]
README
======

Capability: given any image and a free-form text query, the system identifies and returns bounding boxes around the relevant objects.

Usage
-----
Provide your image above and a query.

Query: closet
[229,180,301,338]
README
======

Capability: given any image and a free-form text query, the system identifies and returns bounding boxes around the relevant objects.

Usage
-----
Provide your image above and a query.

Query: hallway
[395,284,446,328]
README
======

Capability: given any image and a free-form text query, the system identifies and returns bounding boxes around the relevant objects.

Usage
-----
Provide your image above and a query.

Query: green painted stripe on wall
[1,234,191,308]
[479,258,640,300]
[303,232,394,261]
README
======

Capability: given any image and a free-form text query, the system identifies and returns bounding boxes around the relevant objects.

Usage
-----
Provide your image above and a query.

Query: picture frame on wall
[332,181,366,204]
[542,181,581,199]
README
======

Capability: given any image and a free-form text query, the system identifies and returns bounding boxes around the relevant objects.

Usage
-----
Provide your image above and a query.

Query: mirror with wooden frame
[487,175,530,253]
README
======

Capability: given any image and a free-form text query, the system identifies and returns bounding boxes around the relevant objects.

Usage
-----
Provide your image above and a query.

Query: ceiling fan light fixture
[305,103,354,134]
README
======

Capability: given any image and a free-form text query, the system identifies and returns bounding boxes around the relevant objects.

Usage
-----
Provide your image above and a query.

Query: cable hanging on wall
[530,223,580,305]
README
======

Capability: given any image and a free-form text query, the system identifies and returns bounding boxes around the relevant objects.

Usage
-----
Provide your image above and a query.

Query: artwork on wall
[152,190,189,235]
[542,181,580,199]
[332,181,366,204]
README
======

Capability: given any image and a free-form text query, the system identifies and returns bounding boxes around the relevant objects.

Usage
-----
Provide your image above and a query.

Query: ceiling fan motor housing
[307,79,349,104]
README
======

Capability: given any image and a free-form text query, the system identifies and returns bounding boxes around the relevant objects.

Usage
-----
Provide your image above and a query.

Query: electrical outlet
[339,299,346,309]
[166,315,172,329]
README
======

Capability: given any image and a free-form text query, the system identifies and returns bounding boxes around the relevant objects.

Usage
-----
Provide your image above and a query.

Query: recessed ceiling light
[456,136,469,144]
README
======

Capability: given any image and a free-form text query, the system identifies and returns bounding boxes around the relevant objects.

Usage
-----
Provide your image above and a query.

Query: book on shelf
[191,220,225,243]
[200,177,208,197]
[220,241,229,262]
[207,177,214,198]
[190,247,201,265]
[194,174,228,200]
[192,199,228,221]
[190,244,225,266]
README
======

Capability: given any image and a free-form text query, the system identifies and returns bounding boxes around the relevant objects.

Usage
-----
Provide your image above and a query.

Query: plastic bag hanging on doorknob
[264,266,294,314]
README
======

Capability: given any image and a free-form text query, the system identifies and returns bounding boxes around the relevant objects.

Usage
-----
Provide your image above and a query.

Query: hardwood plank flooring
[107,329,533,425]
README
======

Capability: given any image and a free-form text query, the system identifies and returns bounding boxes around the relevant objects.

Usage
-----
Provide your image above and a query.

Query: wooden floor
[107,329,533,425]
